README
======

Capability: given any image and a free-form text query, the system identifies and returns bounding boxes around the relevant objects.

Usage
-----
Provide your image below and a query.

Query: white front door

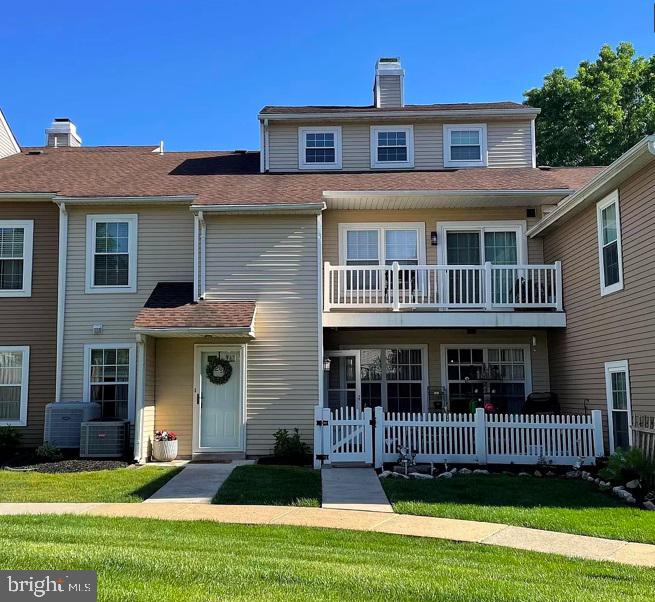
[193,345,245,453]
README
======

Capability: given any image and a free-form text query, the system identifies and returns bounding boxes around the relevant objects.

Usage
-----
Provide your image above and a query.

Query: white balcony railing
[323,261,563,312]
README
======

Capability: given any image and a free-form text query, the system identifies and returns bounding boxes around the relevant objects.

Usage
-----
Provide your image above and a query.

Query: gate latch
[316,420,329,426]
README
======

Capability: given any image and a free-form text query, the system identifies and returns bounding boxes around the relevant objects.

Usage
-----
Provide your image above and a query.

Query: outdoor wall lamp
[430,231,438,246]
[323,357,332,372]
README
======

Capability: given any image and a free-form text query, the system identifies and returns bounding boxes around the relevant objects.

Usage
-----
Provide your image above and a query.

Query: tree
[524,43,655,166]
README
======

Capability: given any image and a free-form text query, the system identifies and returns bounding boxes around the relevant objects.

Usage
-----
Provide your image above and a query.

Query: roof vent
[27,149,44,155]
[234,149,248,155]
[374,57,405,108]
[45,118,82,147]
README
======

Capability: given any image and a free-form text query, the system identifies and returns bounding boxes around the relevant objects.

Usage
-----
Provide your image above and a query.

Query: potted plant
[152,430,178,462]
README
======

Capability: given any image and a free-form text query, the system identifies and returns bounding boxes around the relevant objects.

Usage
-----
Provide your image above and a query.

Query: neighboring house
[0,111,59,445]
[529,135,655,454]
[1,58,648,462]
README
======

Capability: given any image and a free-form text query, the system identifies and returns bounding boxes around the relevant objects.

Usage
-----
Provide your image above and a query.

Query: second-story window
[298,127,342,169]
[370,126,414,169]
[86,215,138,293]
[443,124,487,167]
[0,220,33,297]
[596,190,623,296]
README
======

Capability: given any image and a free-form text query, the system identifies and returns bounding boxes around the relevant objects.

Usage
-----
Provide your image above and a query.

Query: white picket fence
[314,406,604,468]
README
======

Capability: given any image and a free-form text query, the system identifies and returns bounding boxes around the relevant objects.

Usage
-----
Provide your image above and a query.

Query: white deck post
[474,408,488,464]
[555,261,563,311]
[323,262,331,312]
[484,261,493,310]
[374,405,384,468]
[591,409,605,458]
[392,261,400,311]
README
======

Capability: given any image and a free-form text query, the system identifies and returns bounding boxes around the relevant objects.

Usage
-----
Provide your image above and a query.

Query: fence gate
[314,406,373,468]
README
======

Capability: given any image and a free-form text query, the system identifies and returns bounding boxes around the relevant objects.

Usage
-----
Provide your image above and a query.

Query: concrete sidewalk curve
[0,502,653,569]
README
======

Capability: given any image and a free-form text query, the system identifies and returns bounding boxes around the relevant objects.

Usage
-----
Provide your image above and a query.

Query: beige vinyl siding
[0,200,58,445]
[0,127,18,158]
[60,204,194,403]
[267,119,533,172]
[203,214,319,455]
[323,208,543,266]
[543,163,655,419]
[324,329,550,392]
[487,122,533,167]
[140,335,156,458]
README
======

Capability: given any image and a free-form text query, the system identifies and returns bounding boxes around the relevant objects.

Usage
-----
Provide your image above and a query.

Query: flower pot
[152,439,178,462]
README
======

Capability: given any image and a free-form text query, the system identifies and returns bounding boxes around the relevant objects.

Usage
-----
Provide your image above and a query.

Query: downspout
[198,211,206,298]
[530,118,537,168]
[193,213,200,301]
[259,121,266,173]
[263,118,270,172]
[316,213,324,408]
[133,333,146,462]
[54,202,68,402]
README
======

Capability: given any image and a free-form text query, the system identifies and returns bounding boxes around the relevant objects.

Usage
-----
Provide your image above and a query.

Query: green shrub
[0,426,22,460]
[35,442,63,462]
[273,429,310,464]
[599,447,655,487]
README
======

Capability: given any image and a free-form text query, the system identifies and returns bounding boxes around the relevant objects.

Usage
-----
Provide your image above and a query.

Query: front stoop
[144,460,254,504]
[321,467,393,513]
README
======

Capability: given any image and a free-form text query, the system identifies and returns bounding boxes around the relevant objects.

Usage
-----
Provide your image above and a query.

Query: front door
[325,350,361,412]
[193,346,244,453]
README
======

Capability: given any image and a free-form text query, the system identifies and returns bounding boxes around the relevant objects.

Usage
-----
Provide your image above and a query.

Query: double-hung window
[0,346,29,426]
[604,360,632,452]
[298,127,341,169]
[342,223,424,268]
[84,344,135,421]
[0,220,33,297]
[370,126,414,168]
[443,124,487,167]
[86,215,137,293]
[596,191,623,295]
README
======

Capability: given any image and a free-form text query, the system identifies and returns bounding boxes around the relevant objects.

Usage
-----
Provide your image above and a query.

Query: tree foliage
[525,43,655,166]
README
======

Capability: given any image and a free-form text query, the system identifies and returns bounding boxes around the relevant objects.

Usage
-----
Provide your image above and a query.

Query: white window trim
[338,222,426,265]
[0,220,33,298]
[85,214,138,294]
[437,220,528,265]
[83,342,137,422]
[604,359,633,453]
[298,126,342,170]
[336,344,429,413]
[596,190,624,296]
[370,125,414,169]
[443,124,488,168]
[440,343,533,398]
[0,345,29,426]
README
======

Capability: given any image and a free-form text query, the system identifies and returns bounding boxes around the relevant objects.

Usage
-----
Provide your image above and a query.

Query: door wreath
[206,356,233,385]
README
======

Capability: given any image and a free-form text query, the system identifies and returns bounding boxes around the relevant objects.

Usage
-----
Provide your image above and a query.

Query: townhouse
[0,58,651,461]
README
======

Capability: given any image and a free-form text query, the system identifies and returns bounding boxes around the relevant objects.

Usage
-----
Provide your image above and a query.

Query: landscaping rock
[599,482,611,491]
[437,471,453,479]
[449,467,458,474]
[545,471,557,477]
[379,471,392,479]
[533,470,543,478]
[501,470,514,476]
[625,495,637,504]
[617,489,632,500]
[565,470,580,479]
[518,472,531,477]
[458,467,472,475]
[643,501,655,511]
[473,469,489,475]
[409,472,433,480]
[391,472,410,479]
[612,486,625,495]
[626,479,641,490]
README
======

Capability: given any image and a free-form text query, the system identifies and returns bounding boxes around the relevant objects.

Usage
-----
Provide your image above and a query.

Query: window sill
[370,162,414,170]
[600,283,624,297]
[0,420,26,427]
[0,290,31,298]
[443,161,487,168]
[298,163,342,171]
[85,286,137,294]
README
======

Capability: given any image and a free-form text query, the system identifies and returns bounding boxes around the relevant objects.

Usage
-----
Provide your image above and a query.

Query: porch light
[430,231,438,246]
[323,357,332,372]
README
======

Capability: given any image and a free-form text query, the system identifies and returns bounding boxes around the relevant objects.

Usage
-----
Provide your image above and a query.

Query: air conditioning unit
[80,420,128,458]
[44,402,101,448]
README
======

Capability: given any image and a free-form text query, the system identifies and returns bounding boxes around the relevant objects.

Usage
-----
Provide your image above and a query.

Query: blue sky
[2,1,653,150]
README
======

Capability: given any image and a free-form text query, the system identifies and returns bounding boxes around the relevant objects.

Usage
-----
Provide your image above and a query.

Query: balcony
[322,261,565,328]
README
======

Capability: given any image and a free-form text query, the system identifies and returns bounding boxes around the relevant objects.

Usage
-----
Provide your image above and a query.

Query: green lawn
[0,515,653,601]
[0,466,181,503]
[383,474,655,544]
[213,464,321,507]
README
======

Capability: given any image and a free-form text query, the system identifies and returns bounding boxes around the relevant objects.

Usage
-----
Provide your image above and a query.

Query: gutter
[55,195,196,205]
[258,107,541,121]
[190,202,325,214]
[323,189,572,199]
[0,192,56,200]
[528,135,655,237]
[131,326,255,337]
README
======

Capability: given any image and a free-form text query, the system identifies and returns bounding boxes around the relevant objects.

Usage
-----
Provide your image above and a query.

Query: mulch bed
[4,459,131,473]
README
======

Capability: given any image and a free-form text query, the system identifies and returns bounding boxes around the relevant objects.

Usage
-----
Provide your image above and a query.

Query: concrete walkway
[144,460,253,504]
[321,467,393,512]
[0,502,653,568]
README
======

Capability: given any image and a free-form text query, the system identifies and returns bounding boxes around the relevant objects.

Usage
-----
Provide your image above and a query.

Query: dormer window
[298,127,342,170]
[444,124,487,167]
[370,125,414,169]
